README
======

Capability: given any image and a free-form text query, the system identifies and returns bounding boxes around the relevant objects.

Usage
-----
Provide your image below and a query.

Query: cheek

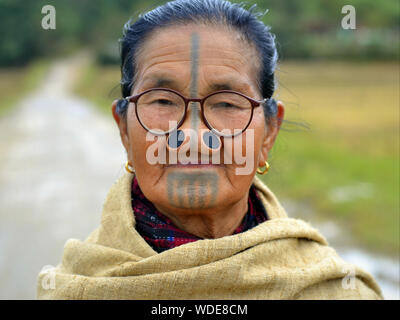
[236,111,265,163]
[126,107,168,182]
[126,107,149,165]
[216,109,265,176]
[251,108,267,147]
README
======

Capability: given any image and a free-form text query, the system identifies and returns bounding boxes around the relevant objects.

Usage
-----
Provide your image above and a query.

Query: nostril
[168,129,185,149]
[203,131,221,150]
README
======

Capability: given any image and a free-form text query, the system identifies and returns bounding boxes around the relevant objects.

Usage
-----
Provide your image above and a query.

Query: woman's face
[113,23,284,218]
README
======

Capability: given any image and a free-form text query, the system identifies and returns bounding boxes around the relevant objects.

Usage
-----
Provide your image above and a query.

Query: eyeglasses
[125,88,268,137]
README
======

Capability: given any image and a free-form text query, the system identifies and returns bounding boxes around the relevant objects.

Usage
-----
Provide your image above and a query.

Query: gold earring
[125,161,135,174]
[256,161,270,175]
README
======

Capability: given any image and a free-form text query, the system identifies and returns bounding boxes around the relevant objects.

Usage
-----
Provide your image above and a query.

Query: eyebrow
[145,77,180,89]
[209,83,234,91]
[209,79,253,95]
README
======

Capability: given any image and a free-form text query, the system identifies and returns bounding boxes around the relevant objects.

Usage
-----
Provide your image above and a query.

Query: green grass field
[75,61,399,255]
[268,61,399,254]
[0,61,49,117]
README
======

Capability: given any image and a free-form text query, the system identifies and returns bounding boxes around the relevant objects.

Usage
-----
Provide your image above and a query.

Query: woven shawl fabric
[132,176,269,253]
[36,173,383,300]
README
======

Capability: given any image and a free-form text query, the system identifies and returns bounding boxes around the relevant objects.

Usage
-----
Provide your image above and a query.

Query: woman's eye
[213,102,239,109]
[154,99,174,106]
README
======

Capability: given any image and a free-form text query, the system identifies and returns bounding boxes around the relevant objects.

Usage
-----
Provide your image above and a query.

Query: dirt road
[0,54,124,299]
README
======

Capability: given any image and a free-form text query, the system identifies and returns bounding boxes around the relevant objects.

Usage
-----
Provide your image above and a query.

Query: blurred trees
[0,0,398,66]
[0,0,153,66]
[258,0,399,60]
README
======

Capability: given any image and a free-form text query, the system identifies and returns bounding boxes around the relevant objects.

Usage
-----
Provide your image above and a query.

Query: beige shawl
[37,173,383,299]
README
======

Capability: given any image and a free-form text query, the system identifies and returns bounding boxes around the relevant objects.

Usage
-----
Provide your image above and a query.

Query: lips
[165,161,223,168]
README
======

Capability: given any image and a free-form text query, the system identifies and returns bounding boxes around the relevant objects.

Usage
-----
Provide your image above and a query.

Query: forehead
[134,23,260,94]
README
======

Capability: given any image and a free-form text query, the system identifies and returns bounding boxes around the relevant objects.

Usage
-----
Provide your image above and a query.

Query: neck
[154,192,249,239]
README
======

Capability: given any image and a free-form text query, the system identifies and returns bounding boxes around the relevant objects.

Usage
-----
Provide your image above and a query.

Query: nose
[166,101,222,159]
[167,129,221,152]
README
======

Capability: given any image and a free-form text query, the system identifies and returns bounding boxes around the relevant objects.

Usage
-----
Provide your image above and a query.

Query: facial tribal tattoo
[166,32,219,209]
[167,171,218,208]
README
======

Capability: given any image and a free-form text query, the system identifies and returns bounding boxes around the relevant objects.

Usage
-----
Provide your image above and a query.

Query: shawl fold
[37,173,383,299]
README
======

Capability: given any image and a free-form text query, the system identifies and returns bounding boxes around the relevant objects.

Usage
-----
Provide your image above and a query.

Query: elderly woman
[37,0,382,299]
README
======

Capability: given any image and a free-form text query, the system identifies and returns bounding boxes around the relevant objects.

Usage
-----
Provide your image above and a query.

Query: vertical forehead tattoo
[189,32,200,129]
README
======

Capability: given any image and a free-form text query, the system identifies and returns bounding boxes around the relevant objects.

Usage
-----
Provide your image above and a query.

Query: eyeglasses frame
[125,87,268,137]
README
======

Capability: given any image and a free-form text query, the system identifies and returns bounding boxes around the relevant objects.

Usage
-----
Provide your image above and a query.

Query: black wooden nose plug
[203,131,221,150]
[167,129,185,149]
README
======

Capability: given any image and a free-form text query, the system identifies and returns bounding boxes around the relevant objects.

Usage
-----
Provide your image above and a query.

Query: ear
[258,101,285,167]
[112,99,130,156]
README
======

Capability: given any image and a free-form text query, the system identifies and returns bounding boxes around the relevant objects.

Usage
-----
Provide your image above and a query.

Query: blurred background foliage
[0,0,398,255]
[0,0,398,66]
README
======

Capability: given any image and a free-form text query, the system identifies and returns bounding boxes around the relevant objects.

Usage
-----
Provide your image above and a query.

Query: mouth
[164,162,224,169]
